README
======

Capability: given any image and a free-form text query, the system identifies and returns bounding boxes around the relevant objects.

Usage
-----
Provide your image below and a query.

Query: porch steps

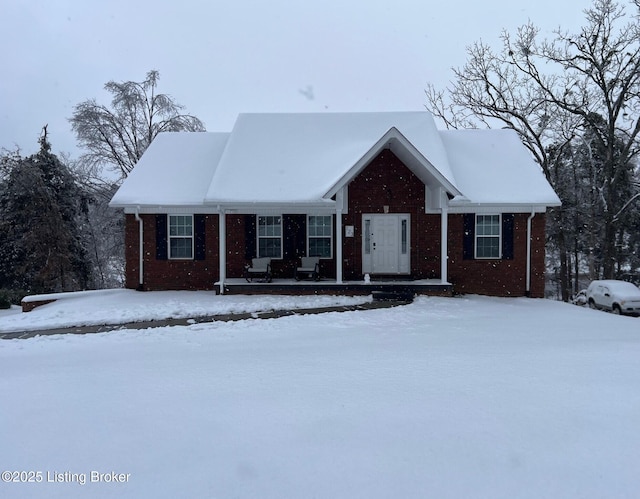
[217,279,452,297]
[372,289,415,302]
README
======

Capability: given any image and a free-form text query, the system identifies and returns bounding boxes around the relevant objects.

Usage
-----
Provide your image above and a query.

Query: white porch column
[440,205,448,284]
[336,208,343,284]
[134,207,144,290]
[218,210,226,294]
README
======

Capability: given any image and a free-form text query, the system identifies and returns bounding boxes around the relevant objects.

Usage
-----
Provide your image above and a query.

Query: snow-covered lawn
[0,289,372,332]
[1,293,639,499]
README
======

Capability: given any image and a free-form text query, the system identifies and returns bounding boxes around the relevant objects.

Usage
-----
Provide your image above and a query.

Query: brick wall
[122,151,549,297]
[343,150,547,296]
[225,214,247,278]
[224,214,338,279]
[125,214,219,291]
[447,213,547,297]
[342,149,441,280]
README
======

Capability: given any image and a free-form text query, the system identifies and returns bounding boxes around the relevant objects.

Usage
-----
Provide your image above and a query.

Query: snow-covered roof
[204,112,455,204]
[110,112,560,211]
[440,129,561,208]
[109,132,229,207]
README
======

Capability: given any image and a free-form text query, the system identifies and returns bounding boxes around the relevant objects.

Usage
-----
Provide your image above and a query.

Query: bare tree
[70,70,205,178]
[426,0,640,287]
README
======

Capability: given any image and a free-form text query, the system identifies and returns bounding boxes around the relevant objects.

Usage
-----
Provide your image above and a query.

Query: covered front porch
[214,130,456,296]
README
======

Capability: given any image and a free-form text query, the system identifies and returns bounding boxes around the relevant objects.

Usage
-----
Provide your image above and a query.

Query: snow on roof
[109,132,229,207]
[110,112,560,210]
[204,112,454,204]
[440,129,561,207]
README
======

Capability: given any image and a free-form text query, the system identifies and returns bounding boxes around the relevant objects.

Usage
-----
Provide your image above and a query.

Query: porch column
[526,210,535,296]
[218,210,226,294]
[134,208,144,290]
[336,208,343,283]
[440,205,448,283]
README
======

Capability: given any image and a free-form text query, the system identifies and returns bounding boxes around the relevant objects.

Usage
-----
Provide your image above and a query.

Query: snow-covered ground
[1,293,639,499]
[0,289,371,332]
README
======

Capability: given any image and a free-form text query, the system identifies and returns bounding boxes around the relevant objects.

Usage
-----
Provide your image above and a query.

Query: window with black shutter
[475,215,501,259]
[156,214,206,260]
[257,215,282,258]
[463,213,514,260]
[307,215,332,258]
[168,215,194,259]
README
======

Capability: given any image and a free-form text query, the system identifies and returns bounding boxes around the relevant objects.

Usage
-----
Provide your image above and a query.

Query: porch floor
[216,278,453,296]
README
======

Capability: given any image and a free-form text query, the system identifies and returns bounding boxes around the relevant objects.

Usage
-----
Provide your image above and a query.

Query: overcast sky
[1,0,594,158]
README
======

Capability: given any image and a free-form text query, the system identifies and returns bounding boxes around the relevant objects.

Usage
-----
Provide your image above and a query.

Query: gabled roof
[324,126,460,199]
[109,111,561,211]
[203,112,454,204]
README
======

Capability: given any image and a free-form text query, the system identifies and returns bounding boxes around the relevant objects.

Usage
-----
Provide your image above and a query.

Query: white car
[586,280,640,316]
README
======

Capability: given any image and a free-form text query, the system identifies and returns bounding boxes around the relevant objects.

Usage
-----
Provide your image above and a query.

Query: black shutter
[156,214,168,260]
[296,215,307,257]
[283,214,306,259]
[244,215,256,259]
[502,213,514,260]
[463,213,475,260]
[194,214,206,260]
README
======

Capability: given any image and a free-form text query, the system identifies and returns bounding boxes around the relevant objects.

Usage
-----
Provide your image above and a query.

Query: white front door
[362,214,410,274]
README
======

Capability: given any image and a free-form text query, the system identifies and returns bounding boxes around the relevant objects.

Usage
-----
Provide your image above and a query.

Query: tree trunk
[557,224,570,302]
[601,215,617,279]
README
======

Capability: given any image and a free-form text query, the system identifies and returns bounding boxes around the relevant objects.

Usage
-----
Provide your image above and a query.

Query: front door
[362,214,410,274]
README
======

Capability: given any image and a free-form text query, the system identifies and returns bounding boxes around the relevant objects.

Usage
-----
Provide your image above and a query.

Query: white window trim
[168,214,194,260]
[257,215,283,259]
[307,215,333,259]
[475,213,502,260]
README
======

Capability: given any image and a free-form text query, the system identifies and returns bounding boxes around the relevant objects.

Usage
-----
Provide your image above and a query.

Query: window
[169,215,193,259]
[401,219,408,254]
[364,219,371,255]
[308,215,332,258]
[475,214,501,259]
[257,215,282,258]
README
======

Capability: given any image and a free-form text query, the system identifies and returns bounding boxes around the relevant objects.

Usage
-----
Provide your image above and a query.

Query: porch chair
[294,256,320,281]
[244,257,272,282]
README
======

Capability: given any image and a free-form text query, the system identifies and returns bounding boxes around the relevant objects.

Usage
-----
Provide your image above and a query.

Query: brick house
[109,112,560,297]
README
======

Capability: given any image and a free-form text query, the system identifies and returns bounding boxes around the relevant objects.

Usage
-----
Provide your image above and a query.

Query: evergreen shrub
[0,290,12,309]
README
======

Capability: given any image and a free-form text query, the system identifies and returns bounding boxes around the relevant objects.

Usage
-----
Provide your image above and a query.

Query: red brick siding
[225,214,248,278]
[447,213,547,297]
[343,151,547,296]
[343,150,441,280]
[121,151,549,297]
[21,299,57,312]
[224,214,337,279]
[529,214,547,298]
[125,214,219,291]
[125,213,337,287]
